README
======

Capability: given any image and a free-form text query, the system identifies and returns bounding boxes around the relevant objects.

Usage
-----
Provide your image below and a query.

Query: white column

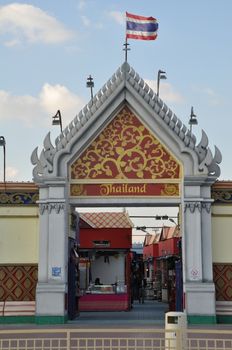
[37,186,49,283]
[184,195,216,319]
[36,182,68,320]
[184,201,203,281]
[201,201,214,281]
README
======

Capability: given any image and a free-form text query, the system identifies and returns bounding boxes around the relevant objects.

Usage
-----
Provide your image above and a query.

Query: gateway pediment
[70,106,181,181]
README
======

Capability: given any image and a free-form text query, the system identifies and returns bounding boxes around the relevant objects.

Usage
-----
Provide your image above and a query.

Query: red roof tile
[79,212,133,228]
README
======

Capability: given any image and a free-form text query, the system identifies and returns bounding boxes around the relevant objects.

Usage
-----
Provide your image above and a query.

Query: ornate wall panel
[0,192,38,205]
[213,263,232,301]
[71,107,181,181]
[212,190,232,204]
[0,265,38,301]
[70,106,181,198]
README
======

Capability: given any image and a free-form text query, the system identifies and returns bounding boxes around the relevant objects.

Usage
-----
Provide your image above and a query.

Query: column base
[36,282,67,318]
[188,315,217,324]
[35,315,68,324]
[185,281,216,317]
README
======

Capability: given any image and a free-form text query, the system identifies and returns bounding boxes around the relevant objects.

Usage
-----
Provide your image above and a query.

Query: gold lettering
[141,184,146,193]
[100,184,111,196]
[115,186,122,193]
[100,183,147,196]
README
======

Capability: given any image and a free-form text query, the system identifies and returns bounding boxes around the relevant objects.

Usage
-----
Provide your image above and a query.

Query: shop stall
[143,226,182,310]
[78,212,133,311]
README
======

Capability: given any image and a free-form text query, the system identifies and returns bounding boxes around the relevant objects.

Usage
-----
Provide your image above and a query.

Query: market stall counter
[79,284,129,311]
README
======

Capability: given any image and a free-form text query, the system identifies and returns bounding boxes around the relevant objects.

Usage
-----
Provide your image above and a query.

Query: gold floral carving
[70,184,87,196]
[71,107,180,180]
[161,184,179,196]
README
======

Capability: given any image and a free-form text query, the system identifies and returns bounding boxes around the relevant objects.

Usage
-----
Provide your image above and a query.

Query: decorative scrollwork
[0,192,39,205]
[70,184,87,196]
[184,201,202,213]
[184,201,212,213]
[71,107,180,180]
[212,190,232,203]
[201,202,212,213]
[39,202,65,215]
[161,184,179,196]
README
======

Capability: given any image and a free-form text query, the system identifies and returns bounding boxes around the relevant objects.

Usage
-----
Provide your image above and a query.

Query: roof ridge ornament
[208,146,222,177]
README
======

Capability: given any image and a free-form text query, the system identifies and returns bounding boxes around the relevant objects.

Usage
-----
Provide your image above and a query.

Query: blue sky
[0,0,231,181]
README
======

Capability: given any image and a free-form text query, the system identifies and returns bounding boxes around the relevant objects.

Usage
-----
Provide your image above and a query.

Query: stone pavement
[1,299,232,330]
[70,300,169,327]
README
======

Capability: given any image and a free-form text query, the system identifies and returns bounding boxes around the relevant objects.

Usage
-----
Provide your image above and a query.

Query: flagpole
[123,39,130,63]
[124,12,130,62]
[125,37,128,62]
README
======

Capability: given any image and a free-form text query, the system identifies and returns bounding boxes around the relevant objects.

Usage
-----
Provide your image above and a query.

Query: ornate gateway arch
[31,62,221,324]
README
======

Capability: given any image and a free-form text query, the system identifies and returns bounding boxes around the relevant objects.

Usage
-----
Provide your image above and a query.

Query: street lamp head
[158,70,167,80]
[155,215,177,224]
[189,106,198,126]
[136,226,147,231]
[157,70,167,97]
[52,110,63,132]
[0,136,6,146]
[0,136,6,183]
[86,75,94,102]
[86,75,94,88]
[52,119,60,126]
[52,110,61,125]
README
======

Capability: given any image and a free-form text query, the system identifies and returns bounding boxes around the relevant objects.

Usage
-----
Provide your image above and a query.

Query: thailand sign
[70,183,179,197]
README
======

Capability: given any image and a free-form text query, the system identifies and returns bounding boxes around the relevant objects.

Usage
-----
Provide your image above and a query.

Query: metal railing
[0,328,232,350]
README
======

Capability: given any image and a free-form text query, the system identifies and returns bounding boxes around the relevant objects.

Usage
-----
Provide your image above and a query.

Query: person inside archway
[70,242,79,267]
[94,277,102,285]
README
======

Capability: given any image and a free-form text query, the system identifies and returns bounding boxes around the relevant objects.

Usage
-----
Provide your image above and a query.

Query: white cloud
[81,15,90,27]
[0,166,19,181]
[39,83,85,121]
[108,11,124,25]
[0,84,86,128]
[202,87,222,106]
[0,90,39,126]
[145,79,184,103]
[78,0,87,10]
[0,3,74,46]
[6,166,19,180]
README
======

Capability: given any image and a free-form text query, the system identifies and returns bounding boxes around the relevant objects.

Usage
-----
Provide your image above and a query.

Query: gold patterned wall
[0,265,37,301]
[213,264,232,301]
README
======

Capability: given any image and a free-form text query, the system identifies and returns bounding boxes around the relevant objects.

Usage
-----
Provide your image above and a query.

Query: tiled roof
[161,226,180,240]
[79,212,133,228]
[144,232,160,246]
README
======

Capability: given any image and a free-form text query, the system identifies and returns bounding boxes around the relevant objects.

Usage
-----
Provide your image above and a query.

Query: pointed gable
[70,106,180,181]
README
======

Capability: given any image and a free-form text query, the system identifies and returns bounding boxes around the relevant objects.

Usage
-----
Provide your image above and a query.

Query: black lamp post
[189,106,198,133]
[155,215,178,225]
[157,70,167,97]
[0,136,6,183]
[52,110,63,133]
[86,75,94,103]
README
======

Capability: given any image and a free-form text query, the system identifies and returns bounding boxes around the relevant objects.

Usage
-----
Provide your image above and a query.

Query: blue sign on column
[52,267,61,277]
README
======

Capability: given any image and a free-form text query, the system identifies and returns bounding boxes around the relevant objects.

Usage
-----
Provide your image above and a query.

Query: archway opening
[68,204,182,325]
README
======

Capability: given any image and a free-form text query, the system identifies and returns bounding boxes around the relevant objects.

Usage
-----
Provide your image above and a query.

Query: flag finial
[123,40,130,62]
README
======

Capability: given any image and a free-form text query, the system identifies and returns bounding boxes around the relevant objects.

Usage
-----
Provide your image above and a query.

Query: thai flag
[126,12,158,40]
